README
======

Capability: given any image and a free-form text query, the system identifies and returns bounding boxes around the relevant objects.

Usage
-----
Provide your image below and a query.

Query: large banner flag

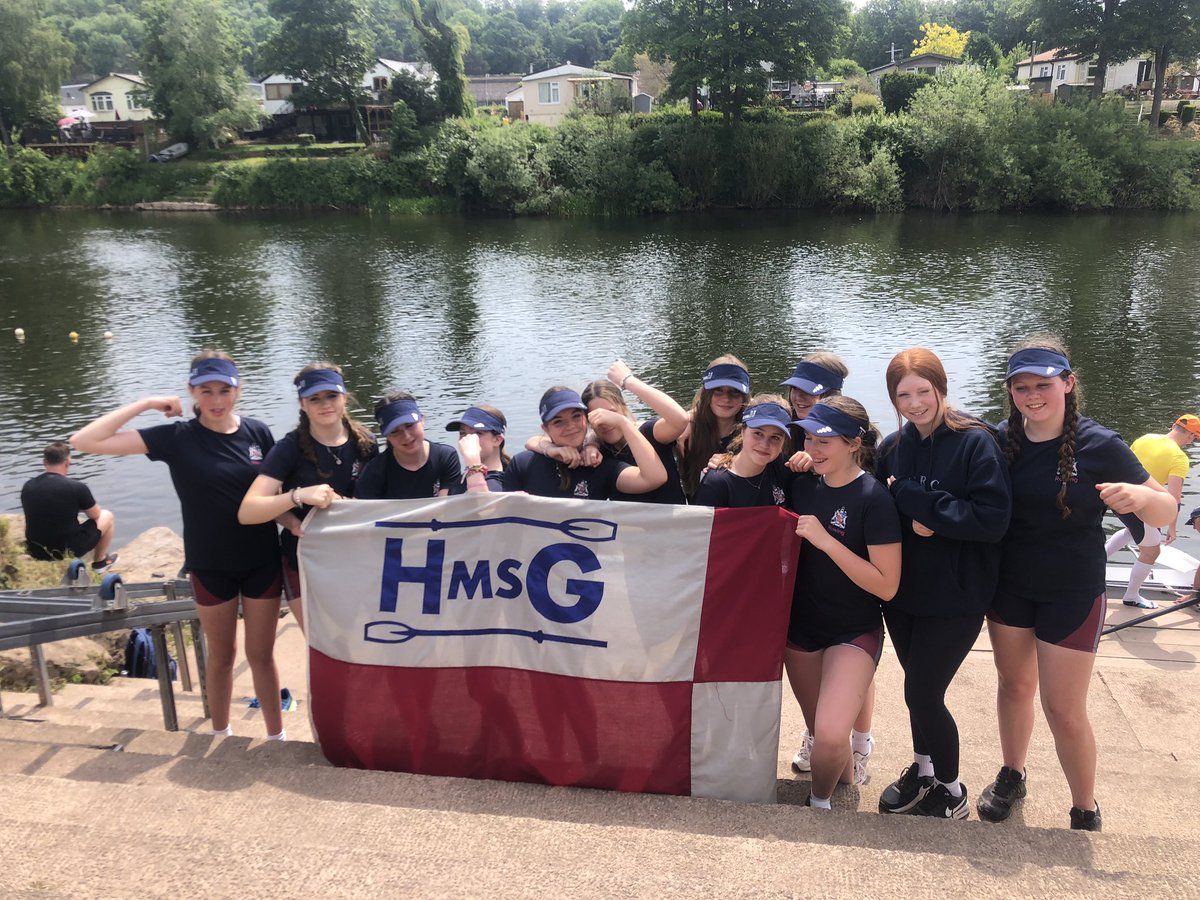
[300,493,800,803]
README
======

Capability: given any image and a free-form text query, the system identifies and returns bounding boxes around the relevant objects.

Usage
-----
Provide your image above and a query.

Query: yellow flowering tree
[912,22,968,59]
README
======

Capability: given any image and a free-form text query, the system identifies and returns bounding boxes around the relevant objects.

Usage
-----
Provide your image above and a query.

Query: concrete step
[0,721,1198,897]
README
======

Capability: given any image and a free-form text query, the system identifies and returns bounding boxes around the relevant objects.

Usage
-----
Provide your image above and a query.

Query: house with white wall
[868,53,960,82]
[80,73,153,123]
[1015,49,1152,93]
[515,64,638,126]
[259,59,433,116]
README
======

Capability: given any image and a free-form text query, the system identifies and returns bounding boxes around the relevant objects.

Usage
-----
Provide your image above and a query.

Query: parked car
[149,142,189,162]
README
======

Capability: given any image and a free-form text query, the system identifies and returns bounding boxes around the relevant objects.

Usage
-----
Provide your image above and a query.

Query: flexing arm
[608,360,690,444]
[592,410,666,493]
[71,397,182,456]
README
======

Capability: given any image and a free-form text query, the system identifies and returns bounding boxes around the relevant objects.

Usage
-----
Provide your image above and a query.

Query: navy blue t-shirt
[446,469,507,495]
[354,442,461,500]
[260,429,380,563]
[789,472,901,643]
[692,460,790,509]
[998,416,1149,603]
[501,451,630,499]
[139,417,280,572]
[610,418,686,504]
[876,420,1011,617]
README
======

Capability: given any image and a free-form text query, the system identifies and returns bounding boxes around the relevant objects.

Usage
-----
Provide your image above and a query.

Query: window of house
[265,83,297,101]
[127,92,146,110]
[1137,60,1152,83]
[373,76,389,92]
[905,67,916,73]
[91,92,113,112]
[1056,65,1067,80]
[1039,65,1050,77]
[1086,62,1098,80]
[538,82,560,104]
[769,79,789,92]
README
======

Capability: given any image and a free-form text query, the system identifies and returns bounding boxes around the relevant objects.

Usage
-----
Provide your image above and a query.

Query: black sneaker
[977,766,1027,823]
[91,552,119,573]
[913,783,969,820]
[878,764,935,814]
[1069,803,1102,832]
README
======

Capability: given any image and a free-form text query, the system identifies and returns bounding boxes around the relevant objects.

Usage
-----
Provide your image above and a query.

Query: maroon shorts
[787,625,884,665]
[190,561,282,607]
[986,591,1105,654]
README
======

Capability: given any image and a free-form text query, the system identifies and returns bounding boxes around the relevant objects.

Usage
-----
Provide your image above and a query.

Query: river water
[1,209,1198,556]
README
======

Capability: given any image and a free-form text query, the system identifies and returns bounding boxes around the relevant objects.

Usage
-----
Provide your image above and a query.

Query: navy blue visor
[782,361,843,396]
[741,402,793,432]
[539,389,587,423]
[377,398,423,436]
[1006,348,1071,381]
[702,363,750,394]
[795,403,866,439]
[296,368,346,399]
[188,357,239,387]
[446,406,506,435]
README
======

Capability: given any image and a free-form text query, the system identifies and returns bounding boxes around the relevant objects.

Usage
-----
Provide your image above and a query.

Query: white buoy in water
[14,327,24,339]
[103,331,113,340]
[69,331,79,341]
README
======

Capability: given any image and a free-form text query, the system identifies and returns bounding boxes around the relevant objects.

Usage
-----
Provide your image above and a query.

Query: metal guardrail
[0,578,207,731]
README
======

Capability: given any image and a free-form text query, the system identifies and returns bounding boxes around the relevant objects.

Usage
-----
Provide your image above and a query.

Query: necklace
[729,469,764,491]
[313,432,349,466]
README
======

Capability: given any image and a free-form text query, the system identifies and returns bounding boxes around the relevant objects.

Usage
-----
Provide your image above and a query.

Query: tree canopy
[912,22,968,57]
[0,0,74,145]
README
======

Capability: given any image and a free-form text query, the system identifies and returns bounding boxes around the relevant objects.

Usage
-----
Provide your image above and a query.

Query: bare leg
[93,509,115,561]
[785,646,822,733]
[809,645,876,800]
[1036,639,1098,810]
[242,595,283,736]
[986,620,1038,772]
[288,595,305,635]
[854,680,875,733]
[194,600,239,731]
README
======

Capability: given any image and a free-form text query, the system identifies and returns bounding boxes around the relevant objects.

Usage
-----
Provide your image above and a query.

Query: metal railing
[0,577,206,731]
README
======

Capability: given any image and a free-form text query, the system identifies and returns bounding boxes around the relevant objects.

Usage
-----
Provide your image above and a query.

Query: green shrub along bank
[4,70,1200,214]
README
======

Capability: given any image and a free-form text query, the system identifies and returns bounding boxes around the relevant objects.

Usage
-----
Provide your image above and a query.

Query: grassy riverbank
[5,73,1200,214]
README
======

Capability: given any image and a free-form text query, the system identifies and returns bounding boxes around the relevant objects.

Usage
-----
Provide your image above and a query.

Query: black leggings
[882,606,983,784]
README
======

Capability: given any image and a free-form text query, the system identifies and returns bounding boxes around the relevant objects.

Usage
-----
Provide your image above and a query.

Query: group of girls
[68,336,1176,832]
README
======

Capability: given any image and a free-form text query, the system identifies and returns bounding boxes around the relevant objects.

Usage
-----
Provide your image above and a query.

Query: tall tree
[912,21,969,57]
[261,0,376,142]
[0,0,73,145]
[845,0,926,70]
[140,0,263,147]
[1127,0,1200,131]
[405,0,473,118]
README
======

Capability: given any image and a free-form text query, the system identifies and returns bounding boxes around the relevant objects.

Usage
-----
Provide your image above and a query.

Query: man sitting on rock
[20,441,118,571]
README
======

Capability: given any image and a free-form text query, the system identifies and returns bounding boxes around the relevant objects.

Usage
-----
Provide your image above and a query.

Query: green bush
[389,100,423,153]
[1180,102,1195,126]
[0,146,76,206]
[879,72,934,114]
[851,93,883,116]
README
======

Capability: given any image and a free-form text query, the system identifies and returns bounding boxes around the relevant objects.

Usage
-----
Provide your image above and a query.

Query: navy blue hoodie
[875,418,1011,616]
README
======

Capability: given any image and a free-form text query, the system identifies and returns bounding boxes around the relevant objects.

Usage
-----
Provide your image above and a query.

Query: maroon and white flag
[300,493,800,802]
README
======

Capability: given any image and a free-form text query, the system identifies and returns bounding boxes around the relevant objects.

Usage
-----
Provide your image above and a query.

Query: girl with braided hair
[240,362,378,633]
[978,337,1176,831]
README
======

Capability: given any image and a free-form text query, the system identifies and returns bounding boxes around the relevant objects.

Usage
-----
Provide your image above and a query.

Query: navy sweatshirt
[875,419,1011,617]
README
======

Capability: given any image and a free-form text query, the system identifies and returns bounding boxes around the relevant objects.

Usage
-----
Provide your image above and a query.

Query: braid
[558,463,572,492]
[858,426,880,475]
[1003,403,1025,468]
[296,413,332,479]
[1055,390,1079,519]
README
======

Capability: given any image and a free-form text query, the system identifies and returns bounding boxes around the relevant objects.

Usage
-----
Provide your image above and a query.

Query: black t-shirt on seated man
[20,472,97,559]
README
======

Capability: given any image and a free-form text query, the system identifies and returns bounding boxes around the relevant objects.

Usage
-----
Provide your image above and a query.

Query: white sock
[808,794,832,810]
[266,729,287,742]
[1105,528,1132,558]
[938,778,962,798]
[1124,560,1154,600]
[914,753,934,778]
[210,725,233,737]
[851,729,873,755]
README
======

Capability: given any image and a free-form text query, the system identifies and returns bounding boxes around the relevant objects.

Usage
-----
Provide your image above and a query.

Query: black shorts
[986,590,1105,654]
[190,561,282,607]
[787,625,884,665]
[27,519,101,561]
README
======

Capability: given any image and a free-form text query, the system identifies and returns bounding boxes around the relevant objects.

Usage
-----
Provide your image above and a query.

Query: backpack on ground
[123,628,177,680]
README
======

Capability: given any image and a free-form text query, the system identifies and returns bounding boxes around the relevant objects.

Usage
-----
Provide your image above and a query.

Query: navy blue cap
[446,406,506,435]
[295,368,346,399]
[702,363,750,394]
[376,398,423,436]
[188,358,239,387]
[741,402,792,432]
[782,361,843,396]
[795,403,866,439]
[1188,506,1200,527]
[1006,348,1071,381]
[539,389,587,423]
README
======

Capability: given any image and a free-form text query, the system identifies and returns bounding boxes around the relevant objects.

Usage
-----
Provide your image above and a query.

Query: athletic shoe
[852,735,874,785]
[790,728,813,774]
[977,766,1027,822]
[913,783,969,820]
[91,552,119,572]
[878,764,935,814]
[281,687,297,712]
[1123,596,1157,610]
[1069,803,1102,832]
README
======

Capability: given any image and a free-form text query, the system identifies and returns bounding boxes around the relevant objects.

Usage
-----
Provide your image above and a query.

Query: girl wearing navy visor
[873,348,1011,821]
[355,391,463,499]
[787,397,901,811]
[501,386,667,499]
[679,355,751,498]
[71,350,287,741]
[692,396,792,508]
[979,338,1176,832]
[445,404,510,494]
[238,362,379,634]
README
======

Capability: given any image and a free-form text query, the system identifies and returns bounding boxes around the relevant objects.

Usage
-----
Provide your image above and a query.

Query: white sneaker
[790,728,814,773]
[852,736,874,785]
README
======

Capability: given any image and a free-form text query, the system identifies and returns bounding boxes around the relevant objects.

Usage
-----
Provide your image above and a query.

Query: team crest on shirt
[772,486,786,506]
[248,443,263,463]
[574,480,590,498]
[351,459,363,479]
[432,480,441,496]
[830,506,848,535]
[1054,460,1079,484]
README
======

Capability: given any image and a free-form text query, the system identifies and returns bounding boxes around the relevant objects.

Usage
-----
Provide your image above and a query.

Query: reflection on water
[2,209,1198,555]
